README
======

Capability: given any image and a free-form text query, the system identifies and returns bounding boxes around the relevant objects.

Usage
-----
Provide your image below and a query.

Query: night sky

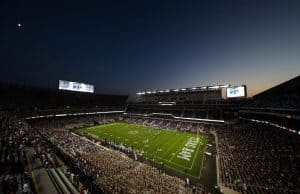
[1,0,300,96]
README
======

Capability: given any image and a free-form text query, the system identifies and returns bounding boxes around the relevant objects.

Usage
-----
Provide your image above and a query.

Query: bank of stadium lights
[136,84,230,95]
[208,84,229,90]
[136,90,162,95]
[208,85,220,89]
[209,86,220,89]
[220,84,230,88]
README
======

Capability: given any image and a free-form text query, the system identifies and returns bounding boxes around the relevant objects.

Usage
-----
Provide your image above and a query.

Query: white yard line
[160,135,186,158]
[198,137,206,178]
[154,155,187,169]
[188,136,202,170]
[156,159,199,179]
[168,137,189,162]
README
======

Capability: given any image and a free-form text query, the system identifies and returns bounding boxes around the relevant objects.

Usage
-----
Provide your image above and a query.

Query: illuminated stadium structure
[136,84,228,104]
[0,76,299,194]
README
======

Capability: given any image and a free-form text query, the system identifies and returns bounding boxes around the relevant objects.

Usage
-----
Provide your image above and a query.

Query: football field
[76,122,207,178]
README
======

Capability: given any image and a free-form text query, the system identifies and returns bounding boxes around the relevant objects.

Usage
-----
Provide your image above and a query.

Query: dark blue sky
[1,0,300,96]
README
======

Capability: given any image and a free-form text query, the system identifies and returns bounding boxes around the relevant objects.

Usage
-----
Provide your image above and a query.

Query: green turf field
[76,122,207,178]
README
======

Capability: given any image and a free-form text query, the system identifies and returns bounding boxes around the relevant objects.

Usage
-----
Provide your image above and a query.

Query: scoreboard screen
[59,80,94,93]
[226,86,246,98]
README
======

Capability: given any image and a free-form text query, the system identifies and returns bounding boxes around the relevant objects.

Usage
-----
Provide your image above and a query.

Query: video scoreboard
[58,80,94,93]
[226,85,247,98]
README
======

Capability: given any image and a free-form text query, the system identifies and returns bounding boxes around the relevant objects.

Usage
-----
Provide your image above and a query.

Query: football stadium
[1,76,300,194]
[1,1,300,194]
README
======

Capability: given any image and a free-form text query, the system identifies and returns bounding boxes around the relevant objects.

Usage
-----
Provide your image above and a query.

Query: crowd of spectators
[127,109,222,120]
[0,112,90,194]
[216,122,300,193]
[0,112,37,194]
[31,114,121,130]
[124,116,211,134]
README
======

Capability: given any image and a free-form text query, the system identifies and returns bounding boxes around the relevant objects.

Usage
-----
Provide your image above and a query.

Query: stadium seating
[0,113,85,194]
[216,122,300,193]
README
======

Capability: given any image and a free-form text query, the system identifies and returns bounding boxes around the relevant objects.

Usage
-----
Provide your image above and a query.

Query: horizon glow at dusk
[0,0,299,97]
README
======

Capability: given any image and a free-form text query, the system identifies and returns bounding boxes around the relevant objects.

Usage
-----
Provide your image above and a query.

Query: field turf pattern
[76,122,207,178]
